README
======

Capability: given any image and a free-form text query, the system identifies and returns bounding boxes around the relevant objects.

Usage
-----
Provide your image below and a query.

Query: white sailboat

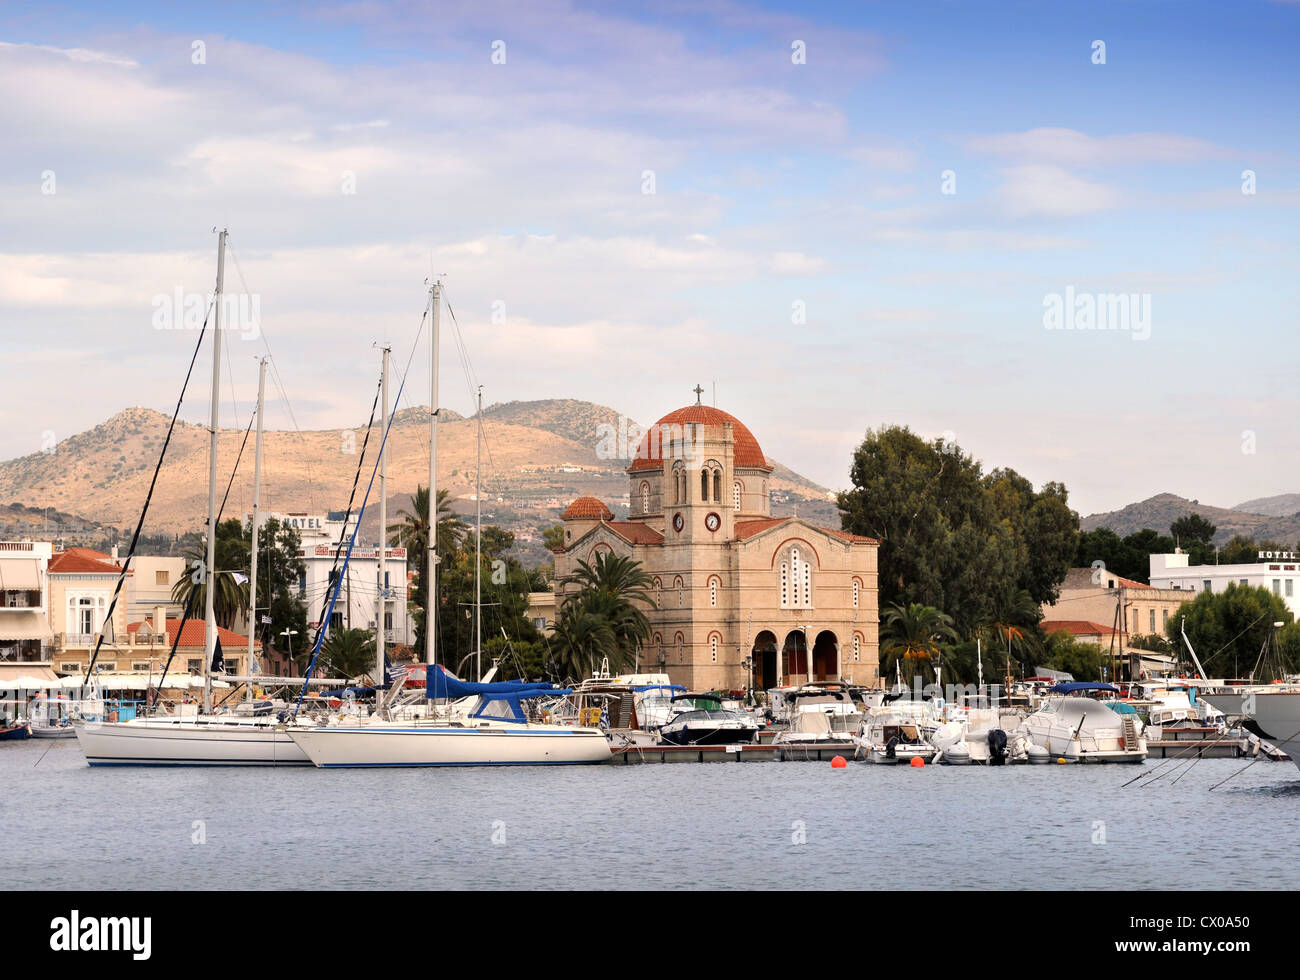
[75,234,334,766]
[284,281,609,768]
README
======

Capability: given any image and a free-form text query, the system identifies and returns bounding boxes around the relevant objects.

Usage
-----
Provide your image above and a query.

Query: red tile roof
[49,549,125,574]
[562,497,614,520]
[605,522,665,545]
[1042,620,1123,637]
[628,405,771,472]
[151,617,259,650]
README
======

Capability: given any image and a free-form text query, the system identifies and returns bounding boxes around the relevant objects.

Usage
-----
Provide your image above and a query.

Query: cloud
[964,127,1237,167]
[991,164,1122,218]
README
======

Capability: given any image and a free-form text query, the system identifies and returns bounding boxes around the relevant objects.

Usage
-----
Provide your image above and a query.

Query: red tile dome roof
[562,497,614,520]
[628,405,770,472]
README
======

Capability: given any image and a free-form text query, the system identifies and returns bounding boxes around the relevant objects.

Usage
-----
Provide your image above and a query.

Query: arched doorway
[783,630,807,683]
[752,630,778,690]
[812,630,838,681]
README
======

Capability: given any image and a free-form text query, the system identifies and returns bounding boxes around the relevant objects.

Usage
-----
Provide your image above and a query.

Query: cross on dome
[693,384,704,405]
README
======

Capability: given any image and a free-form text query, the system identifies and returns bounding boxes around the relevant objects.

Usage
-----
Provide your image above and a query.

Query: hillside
[1081,492,1300,547]
[1233,493,1300,518]
[0,400,838,566]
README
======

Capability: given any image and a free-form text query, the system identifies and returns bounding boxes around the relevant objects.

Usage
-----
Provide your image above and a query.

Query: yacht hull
[75,720,311,766]
[1204,691,1300,773]
[287,724,612,767]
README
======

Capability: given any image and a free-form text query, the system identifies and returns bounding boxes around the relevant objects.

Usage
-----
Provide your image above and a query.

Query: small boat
[658,693,761,746]
[27,694,78,739]
[771,689,860,746]
[1,721,31,741]
[1018,683,1147,763]
[855,692,942,764]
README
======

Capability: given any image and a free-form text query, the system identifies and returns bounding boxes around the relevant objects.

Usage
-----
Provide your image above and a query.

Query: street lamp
[280,629,299,676]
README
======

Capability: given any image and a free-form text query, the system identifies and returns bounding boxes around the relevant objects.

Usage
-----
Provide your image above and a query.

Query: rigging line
[441,290,497,472]
[83,294,216,685]
[216,403,257,527]
[225,240,318,513]
[1196,609,1273,671]
[295,363,413,712]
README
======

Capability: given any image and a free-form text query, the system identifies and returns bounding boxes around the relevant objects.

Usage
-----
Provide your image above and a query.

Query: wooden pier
[1144,737,1248,759]
[607,742,857,764]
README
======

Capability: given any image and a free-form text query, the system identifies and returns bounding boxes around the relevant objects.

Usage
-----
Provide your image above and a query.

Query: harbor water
[4,739,1297,890]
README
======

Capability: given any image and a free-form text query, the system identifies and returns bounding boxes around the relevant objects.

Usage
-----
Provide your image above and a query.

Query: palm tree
[559,552,657,668]
[388,485,466,560]
[548,606,618,683]
[985,588,1042,682]
[320,627,378,681]
[880,602,957,683]
[171,520,249,630]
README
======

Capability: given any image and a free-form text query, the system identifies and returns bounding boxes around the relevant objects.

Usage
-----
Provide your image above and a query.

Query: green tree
[319,627,378,680]
[985,588,1043,680]
[551,553,658,679]
[1043,632,1104,682]
[1163,583,1296,679]
[542,524,565,552]
[252,517,307,668]
[548,606,618,683]
[171,518,250,629]
[1170,513,1216,562]
[389,485,467,659]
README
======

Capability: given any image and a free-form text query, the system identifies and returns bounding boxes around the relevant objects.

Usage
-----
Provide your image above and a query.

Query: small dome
[562,497,614,520]
[629,405,770,472]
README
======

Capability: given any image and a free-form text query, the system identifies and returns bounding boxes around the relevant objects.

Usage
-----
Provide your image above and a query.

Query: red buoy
[910,756,925,768]
[831,755,847,769]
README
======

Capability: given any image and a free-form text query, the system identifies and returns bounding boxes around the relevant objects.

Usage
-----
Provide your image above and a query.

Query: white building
[0,541,54,665]
[260,512,412,645]
[1149,550,1300,617]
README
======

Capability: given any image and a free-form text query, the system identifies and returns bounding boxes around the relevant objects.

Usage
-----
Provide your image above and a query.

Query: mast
[377,345,390,701]
[246,355,267,702]
[475,385,482,681]
[203,228,227,714]
[425,281,441,670]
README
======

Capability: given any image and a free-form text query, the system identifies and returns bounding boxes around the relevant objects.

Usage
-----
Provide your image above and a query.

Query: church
[553,392,880,692]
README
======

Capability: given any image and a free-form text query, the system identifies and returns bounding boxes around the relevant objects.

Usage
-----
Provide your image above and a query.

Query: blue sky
[2,0,1297,517]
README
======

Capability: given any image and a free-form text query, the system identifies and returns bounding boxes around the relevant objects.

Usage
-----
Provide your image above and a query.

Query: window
[710,635,718,664]
[1273,580,1282,595]
[61,662,80,673]
[329,612,343,630]
[1162,609,1169,629]
[852,634,860,662]
[1203,579,1212,592]
[1288,580,1295,597]
[733,482,741,512]
[187,659,202,672]
[1131,609,1138,632]
[78,598,94,636]
[677,634,684,663]
[1149,609,1155,633]
[654,578,662,606]
[781,547,812,609]
[132,662,150,672]
[701,470,709,501]
[852,580,860,609]
[713,471,721,503]
[780,562,789,606]
[709,579,717,607]
[1240,579,1249,586]
[155,570,169,585]
[677,578,684,607]
[298,570,306,592]
[641,483,650,514]
[384,611,393,630]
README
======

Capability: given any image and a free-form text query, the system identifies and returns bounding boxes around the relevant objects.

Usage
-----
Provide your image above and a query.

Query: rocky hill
[1233,493,1300,518]
[1081,492,1300,547]
[0,400,838,565]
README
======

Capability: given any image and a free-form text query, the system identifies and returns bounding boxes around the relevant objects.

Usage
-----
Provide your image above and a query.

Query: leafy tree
[985,588,1043,679]
[838,426,1073,635]
[549,606,618,683]
[1217,535,1293,565]
[551,553,657,679]
[1163,583,1296,679]
[253,518,307,668]
[542,524,565,552]
[389,485,467,659]
[1043,633,1104,682]
[1170,513,1216,557]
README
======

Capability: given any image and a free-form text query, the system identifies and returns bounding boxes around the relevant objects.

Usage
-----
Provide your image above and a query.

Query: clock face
[672,512,684,532]
[705,512,721,532]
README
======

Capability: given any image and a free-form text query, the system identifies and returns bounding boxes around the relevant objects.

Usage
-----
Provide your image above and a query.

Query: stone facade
[554,401,879,692]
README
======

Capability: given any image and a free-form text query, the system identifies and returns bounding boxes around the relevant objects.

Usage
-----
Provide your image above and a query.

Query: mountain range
[1079,492,1300,545]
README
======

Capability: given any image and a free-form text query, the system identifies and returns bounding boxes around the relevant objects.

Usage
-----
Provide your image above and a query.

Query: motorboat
[854,692,943,764]
[1,720,30,741]
[771,689,860,746]
[26,694,78,739]
[658,693,761,746]
[285,666,611,767]
[1018,683,1147,763]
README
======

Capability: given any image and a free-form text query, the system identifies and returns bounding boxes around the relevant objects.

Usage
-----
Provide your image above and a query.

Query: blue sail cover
[1048,682,1119,694]
[425,664,560,700]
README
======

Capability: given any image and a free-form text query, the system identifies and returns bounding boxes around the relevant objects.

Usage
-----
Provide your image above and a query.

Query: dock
[1144,737,1249,759]
[607,743,857,764]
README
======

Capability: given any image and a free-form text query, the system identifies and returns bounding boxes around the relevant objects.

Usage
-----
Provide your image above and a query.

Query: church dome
[628,405,771,472]
[562,496,614,520]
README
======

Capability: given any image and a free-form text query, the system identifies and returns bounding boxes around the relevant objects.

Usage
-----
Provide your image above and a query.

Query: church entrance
[782,630,808,683]
[752,630,778,691]
[812,630,839,681]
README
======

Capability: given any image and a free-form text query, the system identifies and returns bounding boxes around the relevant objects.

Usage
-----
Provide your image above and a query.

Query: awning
[0,558,40,591]
[0,610,54,642]
[0,664,60,683]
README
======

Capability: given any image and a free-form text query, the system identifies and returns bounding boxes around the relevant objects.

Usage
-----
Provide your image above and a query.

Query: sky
[2,0,1298,517]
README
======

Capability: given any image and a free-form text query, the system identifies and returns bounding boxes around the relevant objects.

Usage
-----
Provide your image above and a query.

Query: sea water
[3,739,1296,890]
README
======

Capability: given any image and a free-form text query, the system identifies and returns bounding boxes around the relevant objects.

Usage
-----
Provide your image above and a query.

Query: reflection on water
[3,740,1297,890]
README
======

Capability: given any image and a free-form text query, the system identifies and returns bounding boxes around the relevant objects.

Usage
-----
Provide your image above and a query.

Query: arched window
[653,577,662,607]
[701,469,709,501]
[780,562,789,607]
[710,634,719,664]
[780,546,813,609]
[852,579,860,609]
[733,481,741,512]
[713,471,721,503]
[709,577,718,607]
[675,576,684,607]
[641,482,650,514]
[676,632,684,663]
[853,633,861,662]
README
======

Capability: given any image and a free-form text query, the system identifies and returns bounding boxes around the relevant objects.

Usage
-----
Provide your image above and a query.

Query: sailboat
[74,233,337,766]
[284,281,610,768]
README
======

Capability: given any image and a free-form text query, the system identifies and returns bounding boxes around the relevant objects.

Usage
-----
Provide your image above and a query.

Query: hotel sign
[1259,551,1299,560]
